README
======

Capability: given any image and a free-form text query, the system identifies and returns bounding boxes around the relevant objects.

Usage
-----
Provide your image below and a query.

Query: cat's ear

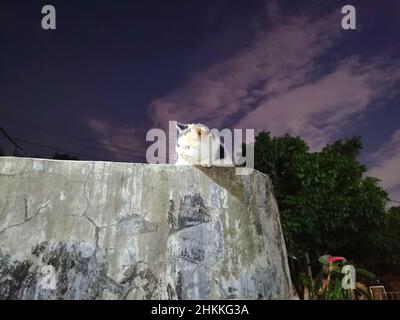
[194,126,208,138]
[176,122,188,131]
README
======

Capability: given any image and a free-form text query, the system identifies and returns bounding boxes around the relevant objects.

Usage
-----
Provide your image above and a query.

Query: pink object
[328,256,346,264]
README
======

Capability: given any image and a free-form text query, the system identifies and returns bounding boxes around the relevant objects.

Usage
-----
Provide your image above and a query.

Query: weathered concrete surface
[0,157,292,300]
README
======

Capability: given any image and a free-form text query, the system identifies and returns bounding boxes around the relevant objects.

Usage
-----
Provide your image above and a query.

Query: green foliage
[322,136,363,158]
[374,206,400,266]
[252,132,392,268]
[300,256,374,300]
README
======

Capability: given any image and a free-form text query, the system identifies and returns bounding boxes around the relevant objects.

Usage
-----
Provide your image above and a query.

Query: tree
[252,132,390,269]
[375,205,400,267]
[52,153,79,160]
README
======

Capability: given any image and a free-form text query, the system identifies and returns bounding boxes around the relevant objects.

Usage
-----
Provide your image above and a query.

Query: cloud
[87,3,400,165]
[238,55,400,149]
[265,0,281,25]
[149,7,400,150]
[87,118,109,134]
[150,12,340,130]
[368,130,400,202]
[87,118,144,161]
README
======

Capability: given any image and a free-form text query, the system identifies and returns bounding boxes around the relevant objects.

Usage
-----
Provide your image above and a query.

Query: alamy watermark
[341,265,356,290]
[145,121,254,176]
[341,5,356,30]
[41,5,56,30]
[40,4,357,31]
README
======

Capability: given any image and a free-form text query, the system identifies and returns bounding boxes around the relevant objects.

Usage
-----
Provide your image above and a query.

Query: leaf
[355,268,375,279]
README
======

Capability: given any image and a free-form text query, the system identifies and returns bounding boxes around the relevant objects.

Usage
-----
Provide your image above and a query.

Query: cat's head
[175,122,219,162]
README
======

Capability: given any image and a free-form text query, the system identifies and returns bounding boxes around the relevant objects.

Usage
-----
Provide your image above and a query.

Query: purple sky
[0,0,399,201]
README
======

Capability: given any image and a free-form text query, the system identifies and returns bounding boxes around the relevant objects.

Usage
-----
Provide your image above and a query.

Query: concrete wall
[0,157,292,300]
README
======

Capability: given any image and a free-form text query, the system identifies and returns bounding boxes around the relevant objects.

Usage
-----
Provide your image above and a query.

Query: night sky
[0,0,399,201]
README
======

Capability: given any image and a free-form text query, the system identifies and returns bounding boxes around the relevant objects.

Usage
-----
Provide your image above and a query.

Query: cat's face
[175,122,218,162]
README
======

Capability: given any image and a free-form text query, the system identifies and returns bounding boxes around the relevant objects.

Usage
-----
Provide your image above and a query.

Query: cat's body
[174,122,232,167]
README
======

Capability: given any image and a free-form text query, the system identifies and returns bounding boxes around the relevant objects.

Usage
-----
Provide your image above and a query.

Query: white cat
[174,122,232,167]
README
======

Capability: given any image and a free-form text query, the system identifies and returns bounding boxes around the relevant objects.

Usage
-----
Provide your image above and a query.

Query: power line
[3,119,143,156]
[12,136,101,160]
[1,120,148,161]
[6,127,141,159]
[0,126,23,150]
